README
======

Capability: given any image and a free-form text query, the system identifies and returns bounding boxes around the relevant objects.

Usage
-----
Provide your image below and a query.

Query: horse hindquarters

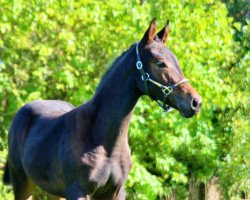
[7,105,36,200]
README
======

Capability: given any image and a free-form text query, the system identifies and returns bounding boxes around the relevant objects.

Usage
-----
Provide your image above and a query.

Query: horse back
[22,100,75,118]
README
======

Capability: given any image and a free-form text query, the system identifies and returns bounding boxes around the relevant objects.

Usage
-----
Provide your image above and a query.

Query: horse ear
[141,18,157,46]
[157,20,170,43]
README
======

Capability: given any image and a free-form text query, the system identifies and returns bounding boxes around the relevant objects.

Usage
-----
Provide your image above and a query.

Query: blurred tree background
[0,0,249,199]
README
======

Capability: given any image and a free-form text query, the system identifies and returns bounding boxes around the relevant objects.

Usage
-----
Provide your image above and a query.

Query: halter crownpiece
[136,43,189,112]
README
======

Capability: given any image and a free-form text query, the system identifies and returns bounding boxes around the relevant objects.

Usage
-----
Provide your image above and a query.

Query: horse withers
[3,19,201,200]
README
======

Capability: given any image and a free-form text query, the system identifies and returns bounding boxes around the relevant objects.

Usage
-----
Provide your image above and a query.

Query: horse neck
[90,44,140,154]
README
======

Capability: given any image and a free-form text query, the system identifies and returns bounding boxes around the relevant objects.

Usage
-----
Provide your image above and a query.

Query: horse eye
[156,61,166,68]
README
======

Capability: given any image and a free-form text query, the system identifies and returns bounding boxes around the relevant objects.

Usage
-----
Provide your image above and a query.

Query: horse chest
[80,147,132,192]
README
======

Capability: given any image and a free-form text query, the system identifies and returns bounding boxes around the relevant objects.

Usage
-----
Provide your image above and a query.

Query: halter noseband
[136,43,189,112]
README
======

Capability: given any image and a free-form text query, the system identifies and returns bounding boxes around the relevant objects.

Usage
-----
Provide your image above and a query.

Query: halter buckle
[136,61,143,69]
[162,86,172,95]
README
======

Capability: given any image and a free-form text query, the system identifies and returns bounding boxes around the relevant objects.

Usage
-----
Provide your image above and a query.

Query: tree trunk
[188,176,205,200]
[205,177,221,200]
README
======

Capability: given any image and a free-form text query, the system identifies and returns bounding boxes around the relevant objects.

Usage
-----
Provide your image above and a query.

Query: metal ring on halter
[141,73,150,81]
[136,61,143,69]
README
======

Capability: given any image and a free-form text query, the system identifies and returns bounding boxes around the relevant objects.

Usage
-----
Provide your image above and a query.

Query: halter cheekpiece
[136,43,189,112]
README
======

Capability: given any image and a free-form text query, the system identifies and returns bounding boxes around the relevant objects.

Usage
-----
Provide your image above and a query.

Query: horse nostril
[191,98,200,111]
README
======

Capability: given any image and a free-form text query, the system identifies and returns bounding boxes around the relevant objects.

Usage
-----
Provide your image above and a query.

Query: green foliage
[0,0,249,199]
[217,5,250,197]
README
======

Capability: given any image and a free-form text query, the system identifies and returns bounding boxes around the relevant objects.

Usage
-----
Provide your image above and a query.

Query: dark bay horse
[3,19,201,200]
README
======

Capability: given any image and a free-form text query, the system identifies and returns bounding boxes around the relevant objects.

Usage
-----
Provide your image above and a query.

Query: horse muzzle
[179,96,202,118]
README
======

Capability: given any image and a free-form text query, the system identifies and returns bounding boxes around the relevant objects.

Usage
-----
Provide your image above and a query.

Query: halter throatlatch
[136,43,189,112]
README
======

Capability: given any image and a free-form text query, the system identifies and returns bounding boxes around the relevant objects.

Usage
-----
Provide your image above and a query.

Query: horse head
[136,19,202,118]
